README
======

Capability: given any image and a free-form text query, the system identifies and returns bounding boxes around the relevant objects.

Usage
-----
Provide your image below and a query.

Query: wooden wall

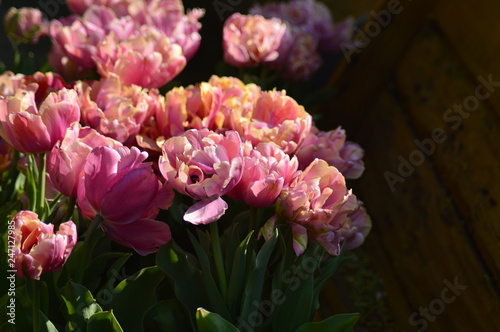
[319,0,500,331]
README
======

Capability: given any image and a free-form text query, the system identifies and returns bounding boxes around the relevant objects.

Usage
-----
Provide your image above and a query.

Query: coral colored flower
[93,28,186,88]
[183,83,223,131]
[4,7,48,44]
[78,145,174,255]
[227,142,298,207]
[0,71,25,97]
[235,90,312,154]
[156,87,188,140]
[295,127,365,179]
[159,129,243,225]
[268,159,366,255]
[48,123,122,197]
[0,71,67,102]
[77,77,161,144]
[12,211,77,280]
[0,85,80,154]
[223,13,287,67]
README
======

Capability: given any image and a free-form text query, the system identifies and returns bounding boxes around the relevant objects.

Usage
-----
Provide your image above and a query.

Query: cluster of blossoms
[4,0,204,87]
[223,0,355,81]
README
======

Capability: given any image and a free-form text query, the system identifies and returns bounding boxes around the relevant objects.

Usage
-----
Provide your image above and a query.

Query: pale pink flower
[4,7,48,44]
[0,71,26,97]
[48,123,122,198]
[48,44,95,82]
[295,127,365,179]
[0,85,80,154]
[78,145,173,255]
[93,28,186,88]
[267,159,366,255]
[12,211,77,280]
[77,77,161,144]
[184,83,223,131]
[227,142,298,207]
[159,129,243,225]
[236,90,312,154]
[155,88,187,141]
[170,8,205,60]
[223,13,287,67]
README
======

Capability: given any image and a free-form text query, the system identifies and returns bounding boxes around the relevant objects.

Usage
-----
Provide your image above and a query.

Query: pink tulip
[0,71,26,97]
[295,127,365,179]
[169,8,205,61]
[66,0,120,15]
[48,123,122,197]
[0,71,67,102]
[269,159,367,255]
[0,85,80,154]
[48,44,95,82]
[236,90,311,154]
[12,210,77,280]
[156,87,188,140]
[337,201,371,250]
[184,83,223,131]
[227,142,298,207]
[77,145,173,255]
[93,28,186,88]
[223,13,287,67]
[77,77,161,144]
[4,7,48,44]
[159,129,243,225]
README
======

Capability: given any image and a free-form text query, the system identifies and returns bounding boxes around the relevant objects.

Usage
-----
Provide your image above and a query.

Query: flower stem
[27,154,38,211]
[38,153,47,218]
[77,215,103,283]
[30,279,40,332]
[210,221,227,299]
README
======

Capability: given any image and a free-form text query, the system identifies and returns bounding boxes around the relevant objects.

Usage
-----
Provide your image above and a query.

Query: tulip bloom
[159,129,243,225]
[77,146,173,255]
[235,90,311,154]
[337,202,372,250]
[12,211,77,280]
[0,85,80,154]
[223,13,287,67]
[4,7,48,44]
[48,123,122,197]
[227,142,298,207]
[295,127,365,179]
[270,159,367,255]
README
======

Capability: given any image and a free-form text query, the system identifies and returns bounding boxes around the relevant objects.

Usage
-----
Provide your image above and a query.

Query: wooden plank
[395,22,500,284]
[435,0,500,117]
[315,0,437,135]
[346,89,500,331]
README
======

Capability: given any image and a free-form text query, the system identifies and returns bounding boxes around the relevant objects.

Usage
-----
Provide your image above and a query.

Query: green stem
[27,154,38,211]
[62,196,77,223]
[77,215,103,283]
[37,153,47,218]
[210,221,227,299]
[30,279,40,332]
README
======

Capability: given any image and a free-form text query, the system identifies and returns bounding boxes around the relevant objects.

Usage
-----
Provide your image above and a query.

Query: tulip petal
[41,101,80,146]
[184,196,227,225]
[103,218,171,255]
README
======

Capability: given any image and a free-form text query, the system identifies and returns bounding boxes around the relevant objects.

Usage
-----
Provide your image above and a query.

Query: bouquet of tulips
[1,0,371,331]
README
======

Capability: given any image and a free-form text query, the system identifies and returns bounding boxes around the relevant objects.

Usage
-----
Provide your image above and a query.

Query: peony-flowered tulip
[269,159,367,255]
[12,210,77,280]
[77,77,161,144]
[4,7,48,44]
[0,85,80,154]
[48,123,122,197]
[227,142,298,207]
[337,201,371,250]
[235,90,311,154]
[295,127,365,179]
[77,145,173,255]
[223,13,287,67]
[159,129,243,225]
[93,28,186,88]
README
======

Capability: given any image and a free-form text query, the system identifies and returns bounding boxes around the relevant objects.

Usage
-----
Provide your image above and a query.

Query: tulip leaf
[156,242,210,329]
[227,231,253,317]
[239,230,278,326]
[87,311,123,332]
[294,313,360,332]
[60,281,102,331]
[144,300,191,331]
[313,244,346,311]
[188,232,231,320]
[196,308,240,332]
[85,252,132,292]
[40,311,59,332]
[106,266,164,332]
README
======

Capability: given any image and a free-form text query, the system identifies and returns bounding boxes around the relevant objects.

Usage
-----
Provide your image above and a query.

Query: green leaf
[196,308,239,332]
[294,313,360,332]
[60,281,102,331]
[156,241,210,329]
[227,231,253,318]
[144,300,191,332]
[107,266,165,332]
[239,230,278,324]
[188,232,231,320]
[87,311,123,332]
[40,311,59,332]
[313,245,346,311]
[86,252,132,292]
